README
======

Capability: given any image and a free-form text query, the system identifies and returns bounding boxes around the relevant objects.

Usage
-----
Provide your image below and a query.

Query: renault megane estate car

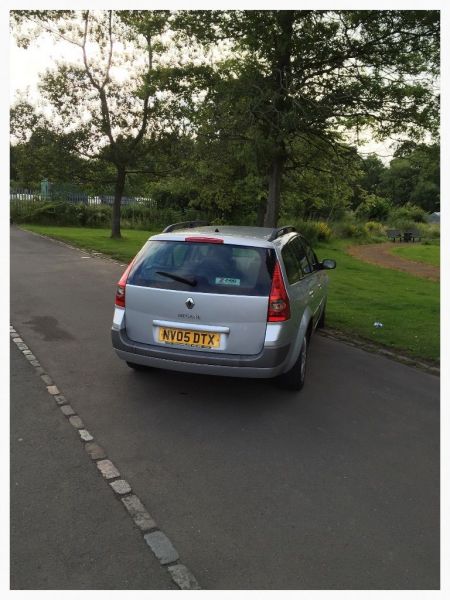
[111,222,336,390]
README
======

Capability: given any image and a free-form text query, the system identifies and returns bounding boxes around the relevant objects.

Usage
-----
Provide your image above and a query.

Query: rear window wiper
[156,271,197,287]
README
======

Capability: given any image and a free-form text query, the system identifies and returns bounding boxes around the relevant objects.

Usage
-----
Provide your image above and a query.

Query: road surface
[10,226,440,589]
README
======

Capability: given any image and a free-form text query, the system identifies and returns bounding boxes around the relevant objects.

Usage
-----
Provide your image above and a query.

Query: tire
[277,333,308,391]
[317,303,326,329]
[126,361,148,371]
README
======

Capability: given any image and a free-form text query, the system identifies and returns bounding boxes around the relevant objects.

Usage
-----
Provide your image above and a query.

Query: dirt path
[347,242,440,281]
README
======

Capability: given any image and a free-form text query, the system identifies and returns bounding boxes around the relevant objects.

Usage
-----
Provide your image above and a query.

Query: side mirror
[321,259,336,270]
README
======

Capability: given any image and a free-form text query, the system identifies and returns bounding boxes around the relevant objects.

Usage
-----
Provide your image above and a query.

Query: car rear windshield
[127,240,276,296]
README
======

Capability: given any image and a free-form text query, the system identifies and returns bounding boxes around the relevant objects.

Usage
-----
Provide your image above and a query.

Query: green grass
[20,225,440,363]
[316,240,439,362]
[388,243,440,267]
[21,225,158,263]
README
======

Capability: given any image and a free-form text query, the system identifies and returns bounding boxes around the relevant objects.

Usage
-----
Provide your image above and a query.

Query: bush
[355,194,391,221]
[290,220,332,244]
[10,201,93,226]
[364,221,386,237]
[332,220,367,239]
[389,202,427,224]
[390,218,417,233]
[120,205,205,230]
[84,206,112,228]
[10,200,207,230]
[425,224,440,240]
[316,221,333,241]
[413,222,440,241]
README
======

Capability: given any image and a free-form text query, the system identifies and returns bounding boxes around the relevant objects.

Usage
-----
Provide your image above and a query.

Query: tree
[359,155,387,198]
[176,10,439,226]
[11,10,181,238]
[282,139,362,221]
[10,104,95,188]
[379,142,439,211]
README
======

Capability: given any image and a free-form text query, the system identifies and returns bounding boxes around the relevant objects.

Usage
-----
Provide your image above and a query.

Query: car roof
[151,224,301,246]
[171,225,277,240]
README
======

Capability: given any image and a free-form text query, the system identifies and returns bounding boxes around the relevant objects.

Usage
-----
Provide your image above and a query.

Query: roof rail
[162,220,209,233]
[267,225,296,242]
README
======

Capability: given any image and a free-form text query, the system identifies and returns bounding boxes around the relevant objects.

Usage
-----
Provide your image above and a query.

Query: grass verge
[21,224,157,263]
[20,225,439,364]
[316,240,439,362]
[388,242,440,267]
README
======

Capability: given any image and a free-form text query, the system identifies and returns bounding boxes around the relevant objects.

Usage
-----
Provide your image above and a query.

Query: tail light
[115,260,135,308]
[267,262,290,322]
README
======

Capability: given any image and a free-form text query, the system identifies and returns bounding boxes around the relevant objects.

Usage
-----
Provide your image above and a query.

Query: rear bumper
[111,327,290,378]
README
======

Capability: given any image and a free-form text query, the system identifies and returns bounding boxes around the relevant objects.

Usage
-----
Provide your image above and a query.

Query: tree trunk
[263,153,285,227]
[111,166,126,239]
[263,12,294,228]
[256,196,266,226]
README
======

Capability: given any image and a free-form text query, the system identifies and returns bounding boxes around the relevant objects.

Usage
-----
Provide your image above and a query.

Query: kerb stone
[168,564,201,590]
[121,495,156,532]
[54,395,67,406]
[110,479,132,495]
[144,531,179,565]
[96,459,120,480]
[60,404,75,417]
[79,429,94,442]
[69,415,84,429]
[84,442,106,460]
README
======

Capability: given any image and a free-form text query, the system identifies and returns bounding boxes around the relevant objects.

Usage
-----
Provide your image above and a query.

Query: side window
[291,236,312,275]
[281,242,302,284]
[301,239,319,271]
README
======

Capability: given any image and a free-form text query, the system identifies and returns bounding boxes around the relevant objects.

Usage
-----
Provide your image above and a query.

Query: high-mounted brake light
[115,260,135,308]
[185,237,224,243]
[267,262,290,322]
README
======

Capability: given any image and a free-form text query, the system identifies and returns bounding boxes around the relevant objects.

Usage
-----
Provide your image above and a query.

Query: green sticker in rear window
[215,277,241,286]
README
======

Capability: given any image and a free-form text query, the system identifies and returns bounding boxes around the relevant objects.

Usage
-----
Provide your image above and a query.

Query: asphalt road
[10,339,176,590]
[10,226,440,589]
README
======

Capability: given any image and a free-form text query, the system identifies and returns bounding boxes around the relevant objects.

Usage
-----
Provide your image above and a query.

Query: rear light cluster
[115,260,135,308]
[267,262,290,322]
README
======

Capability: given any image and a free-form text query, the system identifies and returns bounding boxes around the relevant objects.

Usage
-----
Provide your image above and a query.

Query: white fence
[10,189,155,206]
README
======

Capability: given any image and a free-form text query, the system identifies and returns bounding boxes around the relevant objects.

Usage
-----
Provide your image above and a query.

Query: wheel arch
[281,306,314,374]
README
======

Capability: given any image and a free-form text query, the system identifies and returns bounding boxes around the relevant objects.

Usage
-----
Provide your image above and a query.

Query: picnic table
[403,229,421,242]
[387,229,402,242]
[387,229,421,243]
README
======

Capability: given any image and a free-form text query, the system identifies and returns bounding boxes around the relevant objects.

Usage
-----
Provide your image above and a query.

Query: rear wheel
[126,361,148,371]
[277,334,308,391]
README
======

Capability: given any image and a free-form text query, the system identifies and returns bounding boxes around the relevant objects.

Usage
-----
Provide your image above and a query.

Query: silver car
[111,222,336,390]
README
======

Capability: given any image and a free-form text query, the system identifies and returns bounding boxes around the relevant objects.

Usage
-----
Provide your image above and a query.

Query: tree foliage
[174,10,439,225]
[11,10,187,237]
[354,143,440,213]
[11,10,440,229]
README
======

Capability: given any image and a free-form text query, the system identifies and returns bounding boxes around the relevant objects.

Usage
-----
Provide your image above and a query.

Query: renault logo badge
[185,297,195,309]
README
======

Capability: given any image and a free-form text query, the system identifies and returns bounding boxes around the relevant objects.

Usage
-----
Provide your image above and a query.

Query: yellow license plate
[159,327,221,348]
